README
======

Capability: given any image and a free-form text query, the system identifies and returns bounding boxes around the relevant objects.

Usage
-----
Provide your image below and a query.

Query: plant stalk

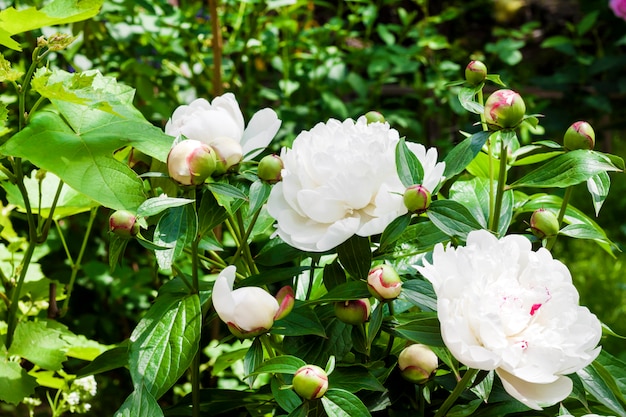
[433,368,479,417]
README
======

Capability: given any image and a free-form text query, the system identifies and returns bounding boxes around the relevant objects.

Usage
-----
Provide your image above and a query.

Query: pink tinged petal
[212,266,237,324]
[241,108,281,160]
[496,368,573,410]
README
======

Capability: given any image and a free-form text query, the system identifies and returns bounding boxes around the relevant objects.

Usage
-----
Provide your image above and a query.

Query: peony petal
[496,368,573,410]
[230,286,279,331]
[211,93,245,134]
[242,108,281,160]
[212,266,237,325]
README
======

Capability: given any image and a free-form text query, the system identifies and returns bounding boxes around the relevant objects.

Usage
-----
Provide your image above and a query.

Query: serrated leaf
[129,293,201,399]
[395,138,424,188]
[0,0,103,51]
[427,199,482,240]
[321,388,372,417]
[444,131,491,178]
[250,355,306,376]
[0,356,38,405]
[8,321,68,370]
[587,172,610,216]
[153,205,197,270]
[0,53,23,81]
[337,235,372,280]
[114,384,163,417]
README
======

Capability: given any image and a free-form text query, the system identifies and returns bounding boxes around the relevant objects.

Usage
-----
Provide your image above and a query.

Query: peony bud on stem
[367,264,402,301]
[398,344,438,384]
[564,121,595,150]
[334,299,371,325]
[292,364,329,400]
[403,185,431,214]
[484,89,526,129]
[465,60,487,85]
[109,210,139,237]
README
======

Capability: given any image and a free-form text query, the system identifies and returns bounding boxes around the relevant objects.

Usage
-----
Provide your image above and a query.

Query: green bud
[367,264,402,301]
[465,60,487,85]
[484,89,526,129]
[109,210,139,238]
[334,299,371,325]
[398,344,438,384]
[257,154,284,183]
[403,185,431,214]
[292,365,329,400]
[167,139,217,185]
[564,121,595,150]
[529,208,560,239]
[365,111,385,124]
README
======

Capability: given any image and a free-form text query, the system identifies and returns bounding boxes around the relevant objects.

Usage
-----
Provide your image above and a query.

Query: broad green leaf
[395,138,424,188]
[76,345,129,378]
[108,234,129,271]
[244,338,264,388]
[272,303,326,337]
[378,213,411,252]
[249,180,271,215]
[207,182,248,201]
[382,220,449,261]
[329,365,386,393]
[211,347,249,375]
[287,402,309,417]
[386,312,445,346]
[458,85,484,114]
[337,235,372,280]
[8,320,67,370]
[0,0,103,51]
[367,302,384,348]
[400,279,437,312]
[197,188,229,235]
[255,239,304,266]
[512,150,622,189]
[485,74,506,86]
[239,266,307,288]
[314,280,370,303]
[559,224,611,242]
[129,293,201,399]
[448,398,483,417]
[427,199,482,240]
[1,71,174,211]
[321,388,372,417]
[577,361,626,417]
[250,355,306,376]
[444,131,491,178]
[114,384,163,417]
[283,318,353,365]
[466,151,498,179]
[323,260,347,291]
[587,172,610,216]
[4,170,97,219]
[137,196,194,218]
[153,205,198,270]
[167,388,274,416]
[0,355,38,404]
[271,375,302,413]
[596,350,626,395]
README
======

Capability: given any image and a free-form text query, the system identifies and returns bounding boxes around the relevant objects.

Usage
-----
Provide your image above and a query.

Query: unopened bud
[167,139,217,185]
[403,185,431,214]
[465,60,487,85]
[292,365,329,400]
[109,210,139,237]
[398,344,438,384]
[274,286,295,321]
[367,264,402,301]
[484,89,526,129]
[334,299,371,325]
[564,121,595,150]
[365,111,385,124]
[257,154,284,183]
[529,208,560,239]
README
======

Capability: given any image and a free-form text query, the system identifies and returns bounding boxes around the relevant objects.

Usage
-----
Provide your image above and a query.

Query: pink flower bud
[398,344,438,384]
[465,60,487,85]
[529,208,560,239]
[167,139,217,185]
[211,136,244,174]
[403,184,431,214]
[334,299,371,325]
[292,364,329,400]
[564,121,595,151]
[364,111,385,124]
[257,154,284,183]
[484,89,526,129]
[274,286,295,321]
[367,264,402,301]
[109,210,139,237]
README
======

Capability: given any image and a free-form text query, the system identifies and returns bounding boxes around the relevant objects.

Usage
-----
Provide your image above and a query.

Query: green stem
[37,178,64,243]
[477,88,496,226]
[546,187,573,251]
[490,144,508,234]
[5,240,36,347]
[260,334,276,359]
[384,302,396,357]
[191,348,201,417]
[433,368,479,417]
[230,208,261,267]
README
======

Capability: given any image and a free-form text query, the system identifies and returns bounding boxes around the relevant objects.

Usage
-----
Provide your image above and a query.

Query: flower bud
[167,139,217,185]
[465,60,487,85]
[564,121,595,150]
[274,286,295,321]
[529,208,560,239]
[365,111,385,124]
[398,344,438,384]
[211,136,244,174]
[292,365,329,400]
[334,299,371,325]
[484,89,526,129]
[403,184,431,214]
[367,264,402,301]
[257,154,284,183]
[109,210,139,237]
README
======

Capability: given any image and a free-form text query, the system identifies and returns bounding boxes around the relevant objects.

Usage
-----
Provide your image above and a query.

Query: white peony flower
[416,229,602,410]
[212,266,279,338]
[266,116,445,252]
[165,93,281,167]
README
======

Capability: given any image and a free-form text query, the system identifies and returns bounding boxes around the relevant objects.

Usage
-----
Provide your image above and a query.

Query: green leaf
[271,375,302,413]
[400,279,437,312]
[153,205,198,270]
[587,172,610,216]
[1,71,174,211]
[329,365,386,393]
[0,0,103,51]
[114,384,163,417]
[108,234,128,270]
[395,138,424,188]
[137,196,194,218]
[249,180,272,215]
[0,355,38,404]
[283,318,353,365]
[8,320,68,370]
[207,182,248,201]
[485,74,506,86]
[323,260,347,291]
[76,345,129,378]
[427,199,482,240]
[244,338,264,388]
[321,388,372,417]
[378,213,411,252]
[443,131,491,178]
[129,293,201,399]
[577,361,626,417]
[315,281,370,303]
[197,189,229,236]
[382,220,449,260]
[250,355,306,376]
[559,223,611,242]
[386,313,445,346]
[367,303,384,348]
[239,266,306,288]
[0,53,23,81]
[272,303,326,337]
[512,150,622,189]
[458,85,484,115]
[337,235,372,280]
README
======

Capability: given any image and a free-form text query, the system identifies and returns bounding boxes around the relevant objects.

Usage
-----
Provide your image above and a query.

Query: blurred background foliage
[1,0,626,414]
